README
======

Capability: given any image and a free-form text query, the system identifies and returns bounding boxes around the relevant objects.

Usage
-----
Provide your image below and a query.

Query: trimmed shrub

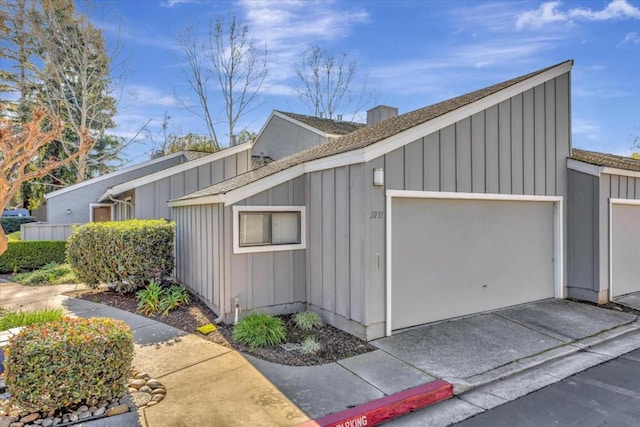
[4,317,134,413]
[0,216,37,234]
[233,312,286,351]
[66,219,175,293]
[0,240,67,273]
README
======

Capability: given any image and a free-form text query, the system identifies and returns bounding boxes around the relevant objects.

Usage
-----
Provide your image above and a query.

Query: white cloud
[516,0,640,29]
[160,0,198,8]
[573,118,602,142]
[619,31,640,45]
[126,85,178,107]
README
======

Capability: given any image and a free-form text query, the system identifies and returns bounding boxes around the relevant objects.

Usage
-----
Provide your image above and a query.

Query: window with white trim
[233,206,305,253]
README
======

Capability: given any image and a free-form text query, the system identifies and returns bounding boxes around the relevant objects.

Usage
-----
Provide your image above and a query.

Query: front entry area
[387,191,562,334]
[90,204,113,222]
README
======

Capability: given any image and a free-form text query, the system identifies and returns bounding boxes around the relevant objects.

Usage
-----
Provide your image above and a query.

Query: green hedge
[66,219,175,293]
[0,240,67,273]
[1,216,37,234]
[4,317,134,413]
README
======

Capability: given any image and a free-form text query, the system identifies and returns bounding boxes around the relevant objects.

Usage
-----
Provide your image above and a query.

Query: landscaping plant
[136,280,191,316]
[4,317,134,413]
[233,312,286,351]
[66,219,175,292]
[0,308,64,330]
[300,336,322,354]
[0,240,67,273]
[293,310,324,331]
[13,262,79,286]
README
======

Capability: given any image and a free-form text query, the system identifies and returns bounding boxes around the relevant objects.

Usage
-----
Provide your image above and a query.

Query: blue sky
[89,0,640,163]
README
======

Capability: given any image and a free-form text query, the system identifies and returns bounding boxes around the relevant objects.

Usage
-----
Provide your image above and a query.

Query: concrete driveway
[614,292,640,311]
[372,299,637,393]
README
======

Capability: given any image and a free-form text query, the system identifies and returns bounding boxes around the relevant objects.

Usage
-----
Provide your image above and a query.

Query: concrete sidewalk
[4,279,640,427]
[1,281,309,427]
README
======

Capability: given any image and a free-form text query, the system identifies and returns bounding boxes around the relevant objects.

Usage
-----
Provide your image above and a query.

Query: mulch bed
[69,288,375,366]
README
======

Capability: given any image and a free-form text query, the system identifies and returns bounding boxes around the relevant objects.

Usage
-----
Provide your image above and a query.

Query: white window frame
[89,203,114,222]
[232,205,306,254]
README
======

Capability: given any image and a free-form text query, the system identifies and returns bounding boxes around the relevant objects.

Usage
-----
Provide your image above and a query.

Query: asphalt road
[455,348,640,427]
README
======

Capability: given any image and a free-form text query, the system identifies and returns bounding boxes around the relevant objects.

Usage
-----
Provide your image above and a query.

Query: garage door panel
[612,204,640,297]
[392,198,555,330]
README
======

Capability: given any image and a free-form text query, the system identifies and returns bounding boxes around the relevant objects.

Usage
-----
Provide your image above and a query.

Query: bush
[0,240,67,273]
[233,312,286,351]
[136,280,191,316]
[7,231,21,241]
[4,317,134,413]
[0,308,64,330]
[0,216,37,234]
[293,311,324,331]
[13,262,79,286]
[66,219,175,293]
[301,336,322,354]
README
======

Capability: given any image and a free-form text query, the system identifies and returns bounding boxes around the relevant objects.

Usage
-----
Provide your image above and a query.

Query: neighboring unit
[567,150,640,304]
[251,111,366,163]
[169,60,573,340]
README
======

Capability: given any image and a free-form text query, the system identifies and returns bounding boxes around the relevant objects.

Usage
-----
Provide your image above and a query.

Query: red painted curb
[298,379,453,427]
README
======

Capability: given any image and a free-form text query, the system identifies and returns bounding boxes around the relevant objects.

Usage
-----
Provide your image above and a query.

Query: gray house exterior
[42,144,252,226]
[169,60,573,340]
[567,149,640,304]
[251,111,364,162]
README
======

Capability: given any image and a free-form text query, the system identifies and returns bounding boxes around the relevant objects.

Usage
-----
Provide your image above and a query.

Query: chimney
[367,105,398,125]
[230,134,237,146]
[337,114,343,122]
[151,149,164,159]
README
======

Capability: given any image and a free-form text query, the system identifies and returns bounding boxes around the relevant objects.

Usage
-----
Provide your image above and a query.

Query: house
[21,144,253,241]
[251,110,365,163]
[567,149,640,304]
[168,60,573,340]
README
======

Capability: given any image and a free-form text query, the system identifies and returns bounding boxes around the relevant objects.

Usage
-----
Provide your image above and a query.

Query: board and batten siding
[173,204,222,313]
[223,176,307,319]
[135,150,250,220]
[302,73,571,340]
[568,169,640,302]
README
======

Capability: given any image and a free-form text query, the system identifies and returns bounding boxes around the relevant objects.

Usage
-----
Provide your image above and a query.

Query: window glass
[240,213,271,245]
[272,212,300,244]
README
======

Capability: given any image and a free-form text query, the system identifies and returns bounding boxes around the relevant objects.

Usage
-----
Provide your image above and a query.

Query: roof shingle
[175,60,572,202]
[278,111,365,135]
[572,149,640,172]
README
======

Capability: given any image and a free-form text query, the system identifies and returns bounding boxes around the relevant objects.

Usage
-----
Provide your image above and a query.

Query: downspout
[214,203,226,324]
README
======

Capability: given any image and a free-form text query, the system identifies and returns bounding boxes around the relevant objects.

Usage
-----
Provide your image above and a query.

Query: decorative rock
[78,411,91,420]
[41,419,53,427]
[77,405,88,413]
[68,413,78,422]
[129,392,151,408]
[151,394,165,403]
[134,372,149,380]
[93,407,106,417]
[151,388,166,396]
[19,414,39,424]
[138,386,152,393]
[145,401,157,407]
[88,398,99,407]
[34,420,43,425]
[145,380,162,389]
[9,422,24,427]
[127,387,138,393]
[129,379,146,389]
[107,402,120,409]
[46,410,55,419]
[88,406,97,413]
[105,405,128,417]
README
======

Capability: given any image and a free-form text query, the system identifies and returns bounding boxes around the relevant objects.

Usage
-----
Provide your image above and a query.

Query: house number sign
[370,211,384,219]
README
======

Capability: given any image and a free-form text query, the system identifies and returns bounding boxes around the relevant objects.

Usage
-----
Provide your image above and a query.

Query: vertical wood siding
[136,151,250,220]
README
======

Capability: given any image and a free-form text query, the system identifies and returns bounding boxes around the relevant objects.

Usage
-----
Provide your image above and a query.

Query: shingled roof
[572,149,640,172]
[174,60,572,202]
[278,111,365,135]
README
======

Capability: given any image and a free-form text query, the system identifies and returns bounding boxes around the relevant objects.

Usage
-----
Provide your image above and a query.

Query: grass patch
[13,262,80,286]
[7,231,21,241]
[233,312,286,351]
[0,308,64,330]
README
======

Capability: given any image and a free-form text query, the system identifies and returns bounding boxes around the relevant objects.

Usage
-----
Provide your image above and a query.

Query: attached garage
[387,191,563,333]
[568,149,640,304]
[610,200,640,298]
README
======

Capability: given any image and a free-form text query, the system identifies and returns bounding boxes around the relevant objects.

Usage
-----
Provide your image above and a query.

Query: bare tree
[28,0,118,182]
[295,45,372,120]
[0,108,91,254]
[178,14,267,149]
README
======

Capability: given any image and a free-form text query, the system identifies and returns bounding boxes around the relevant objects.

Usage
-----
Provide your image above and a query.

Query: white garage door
[389,194,559,332]
[611,201,640,298]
